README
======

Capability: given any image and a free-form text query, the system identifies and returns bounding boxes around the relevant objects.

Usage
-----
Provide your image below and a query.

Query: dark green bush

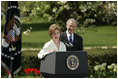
[86,48,117,66]
[86,48,117,78]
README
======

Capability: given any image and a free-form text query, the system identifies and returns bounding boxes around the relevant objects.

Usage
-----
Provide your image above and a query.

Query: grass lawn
[78,26,117,47]
[1,16,117,48]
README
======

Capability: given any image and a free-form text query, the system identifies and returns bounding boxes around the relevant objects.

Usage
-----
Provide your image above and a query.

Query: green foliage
[1,1,7,14]
[20,1,116,28]
[1,1,117,28]
[87,48,117,65]
[87,48,117,78]
[19,1,37,16]
[18,50,41,76]
[90,63,117,78]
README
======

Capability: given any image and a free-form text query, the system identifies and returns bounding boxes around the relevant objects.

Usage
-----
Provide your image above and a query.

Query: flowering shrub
[24,68,42,77]
[90,63,117,78]
[5,70,10,75]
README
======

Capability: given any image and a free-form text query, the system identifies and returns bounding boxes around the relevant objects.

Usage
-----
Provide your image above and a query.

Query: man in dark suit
[60,18,83,51]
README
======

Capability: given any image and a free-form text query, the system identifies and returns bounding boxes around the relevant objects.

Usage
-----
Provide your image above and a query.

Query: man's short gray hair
[66,18,78,26]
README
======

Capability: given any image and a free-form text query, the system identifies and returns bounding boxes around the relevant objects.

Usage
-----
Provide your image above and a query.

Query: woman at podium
[38,24,66,59]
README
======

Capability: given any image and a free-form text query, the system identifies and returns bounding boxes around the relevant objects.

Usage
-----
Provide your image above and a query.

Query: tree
[2,1,117,28]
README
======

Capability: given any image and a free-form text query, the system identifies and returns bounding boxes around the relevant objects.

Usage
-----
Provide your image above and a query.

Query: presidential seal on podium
[66,55,79,70]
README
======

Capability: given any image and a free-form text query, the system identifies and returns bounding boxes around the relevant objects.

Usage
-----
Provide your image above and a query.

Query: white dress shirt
[38,39,66,59]
[66,30,74,42]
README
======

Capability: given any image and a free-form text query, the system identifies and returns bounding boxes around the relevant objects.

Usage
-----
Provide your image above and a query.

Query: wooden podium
[40,51,89,78]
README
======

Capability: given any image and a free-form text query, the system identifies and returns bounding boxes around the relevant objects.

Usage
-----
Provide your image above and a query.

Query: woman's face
[51,29,60,41]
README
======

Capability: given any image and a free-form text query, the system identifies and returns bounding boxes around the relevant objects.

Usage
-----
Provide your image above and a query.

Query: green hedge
[1,48,117,78]
[87,48,117,66]
[86,48,117,78]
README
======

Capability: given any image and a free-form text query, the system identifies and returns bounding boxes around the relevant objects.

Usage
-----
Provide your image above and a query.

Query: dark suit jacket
[60,32,83,51]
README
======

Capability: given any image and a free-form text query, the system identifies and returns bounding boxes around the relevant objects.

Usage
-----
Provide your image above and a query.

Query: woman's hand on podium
[48,49,55,54]
[46,50,56,56]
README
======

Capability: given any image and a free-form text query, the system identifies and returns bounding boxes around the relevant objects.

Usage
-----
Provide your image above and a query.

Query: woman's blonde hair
[48,24,61,37]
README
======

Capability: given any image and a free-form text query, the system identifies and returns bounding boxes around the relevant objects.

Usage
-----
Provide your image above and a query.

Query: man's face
[66,21,77,34]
